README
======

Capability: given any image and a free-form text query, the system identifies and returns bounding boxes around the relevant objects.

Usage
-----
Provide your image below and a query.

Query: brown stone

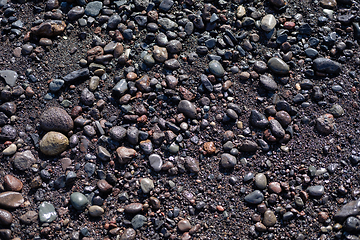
[178,219,192,232]
[0,209,13,225]
[116,147,137,164]
[4,175,23,192]
[0,192,24,209]
[124,203,143,214]
[97,180,113,194]
[203,142,216,154]
[31,20,66,37]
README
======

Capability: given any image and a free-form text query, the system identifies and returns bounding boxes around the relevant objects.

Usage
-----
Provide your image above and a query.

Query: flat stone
[250,110,269,129]
[208,60,225,77]
[178,100,196,119]
[39,202,57,223]
[267,57,289,75]
[0,209,12,226]
[89,206,104,217]
[63,68,90,82]
[40,107,73,132]
[124,203,143,214]
[39,131,69,156]
[131,214,147,229]
[307,185,325,197]
[313,58,341,75]
[185,156,200,173]
[70,192,89,211]
[4,175,23,192]
[13,150,35,171]
[85,1,102,17]
[261,14,276,32]
[244,190,264,205]
[0,70,18,87]
[2,143,16,156]
[19,211,38,225]
[0,192,24,208]
[110,126,127,141]
[149,154,163,172]
[335,200,360,222]
[140,178,154,194]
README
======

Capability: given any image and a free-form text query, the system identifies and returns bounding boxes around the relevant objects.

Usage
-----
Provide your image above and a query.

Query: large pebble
[178,100,196,119]
[0,209,12,226]
[261,14,276,32]
[244,190,264,204]
[267,57,289,75]
[31,20,66,37]
[259,75,277,91]
[40,107,73,132]
[316,114,334,135]
[149,154,163,172]
[208,60,225,77]
[120,228,136,240]
[178,219,192,232]
[220,153,237,168]
[3,144,16,156]
[0,70,18,87]
[313,58,341,74]
[0,192,24,208]
[110,126,127,141]
[307,185,325,197]
[254,173,267,190]
[4,175,23,192]
[116,147,137,164]
[140,178,154,194]
[131,214,147,229]
[70,192,89,211]
[335,200,360,222]
[84,1,102,17]
[124,203,143,214]
[39,131,69,156]
[0,125,16,141]
[13,150,35,171]
[185,156,200,173]
[89,206,104,217]
[263,210,277,227]
[250,110,269,129]
[39,202,57,223]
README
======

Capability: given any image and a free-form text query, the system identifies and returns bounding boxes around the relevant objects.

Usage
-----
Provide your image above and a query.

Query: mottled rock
[31,20,66,37]
[39,131,69,156]
[40,107,73,132]
[116,147,137,164]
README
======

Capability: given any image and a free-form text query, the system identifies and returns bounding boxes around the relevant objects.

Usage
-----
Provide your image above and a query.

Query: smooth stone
[89,206,104,217]
[13,150,35,171]
[120,228,136,240]
[267,57,289,75]
[89,76,100,91]
[70,192,89,211]
[4,175,22,192]
[159,0,174,12]
[313,58,341,74]
[131,214,147,229]
[2,143,17,156]
[178,100,196,119]
[124,203,143,214]
[245,190,264,204]
[0,70,18,87]
[305,48,318,58]
[0,192,24,208]
[261,14,276,32]
[320,0,337,9]
[158,18,178,31]
[97,146,111,161]
[307,185,325,197]
[116,147,137,164]
[149,154,163,172]
[335,200,360,222]
[220,153,237,168]
[40,107,73,132]
[259,75,277,91]
[254,173,267,190]
[0,229,11,240]
[39,202,57,223]
[140,178,154,194]
[67,6,85,21]
[236,5,246,18]
[63,68,90,82]
[269,119,285,138]
[127,127,139,145]
[108,14,121,29]
[178,219,192,232]
[39,131,69,156]
[263,210,277,227]
[164,59,180,70]
[49,79,65,92]
[80,88,95,106]
[0,209,12,225]
[208,60,225,77]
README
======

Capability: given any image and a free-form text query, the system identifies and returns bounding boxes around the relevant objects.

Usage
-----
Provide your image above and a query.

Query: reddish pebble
[4,175,23,192]
[284,22,295,29]
[126,72,138,81]
[268,182,282,194]
[216,205,224,212]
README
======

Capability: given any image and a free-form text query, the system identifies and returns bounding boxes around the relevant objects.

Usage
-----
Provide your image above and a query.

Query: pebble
[208,60,225,77]
[40,107,73,132]
[259,74,278,91]
[261,14,276,32]
[185,156,200,173]
[153,46,168,62]
[250,110,269,128]
[39,131,69,156]
[220,153,237,168]
[84,1,102,17]
[334,199,360,222]
[120,228,136,240]
[0,192,24,209]
[140,178,154,194]
[88,206,104,217]
[81,88,95,106]
[236,5,246,18]
[313,58,341,74]
[178,219,192,232]
[116,147,137,164]
[307,185,325,197]
[124,203,143,214]
[39,202,57,223]
[13,150,36,171]
[178,100,196,119]
[0,70,18,87]
[63,68,90,82]
[245,190,264,205]
[316,114,335,135]
[0,125,17,141]
[109,126,127,141]
[268,182,282,194]
[70,192,89,211]
[131,214,147,229]
[254,173,267,190]
[267,57,289,75]
[31,20,66,37]
[344,216,360,233]
[4,175,23,192]
[49,79,65,92]
[2,143,17,156]
[329,104,344,117]
[269,119,285,138]
[320,0,337,9]
[263,210,277,227]
[0,209,12,226]
[149,154,163,172]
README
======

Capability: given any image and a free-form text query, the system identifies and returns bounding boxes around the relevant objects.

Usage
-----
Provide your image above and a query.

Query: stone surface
[313,58,341,74]
[140,178,154,194]
[0,70,18,87]
[267,57,289,75]
[178,100,196,119]
[220,153,237,168]
[244,190,264,204]
[0,209,12,226]
[13,150,36,171]
[0,192,24,208]
[31,20,66,37]
[261,14,276,32]
[89,206,104,217]
[208,60,225,77]
[263,210,277,227]
[40,107,74,132]
[39,131,69,156]
[4,175,23,192]
[149,154,163,172]
[335,200,360,222]
[116,147,137,164]
[39,202,57,223]
[70,192,89,211]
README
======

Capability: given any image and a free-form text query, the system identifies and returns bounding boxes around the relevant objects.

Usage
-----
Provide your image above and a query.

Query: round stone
[178,219,192,232]
[149,154,163,172]
[178,100,196,119]
[40,107,73,132]
[0,209,12,226]
[267,57,289,75]
[39,131,69,156]
[70,192,89,211]
[120,228,136,240]
[208,60,225,77]
[263,210,277,227]
[329,104,344,117]
[261,14,276,32]
[131,214,147,229]
[89,206,104,217]
[39,202,57,223]
[220,153,237,168]
[236,5,246,18]
[307,185,325,197]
